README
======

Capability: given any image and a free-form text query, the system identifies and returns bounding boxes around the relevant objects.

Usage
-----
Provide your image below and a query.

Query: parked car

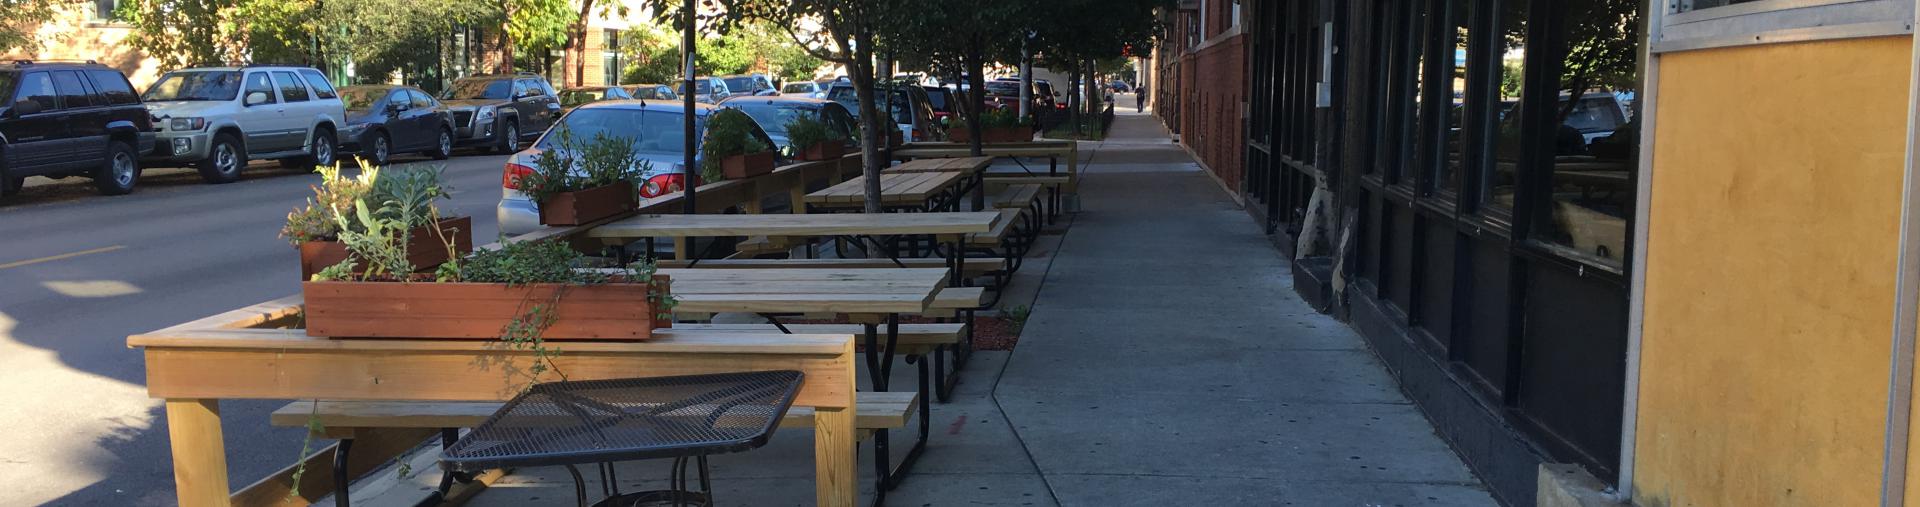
[621,84,677,101]
[496,100,780,235]
[722,74,777,97]
[921,85,957,125]
[1033,79,1063,110]
[0,60,154,197]
[718,95,859,155]
[557,86,634,111]
[679,77,733,104]
[1108,81,1132,93]
[143,64,345,183]
[984,78,1033,112]
[824,82,941,142]
[336,85,453,166]
[440,73,561,154]
[781,81,826,98]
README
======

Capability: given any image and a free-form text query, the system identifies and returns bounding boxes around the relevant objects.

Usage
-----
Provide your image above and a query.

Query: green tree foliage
[0,0,57,55]
[507,0,570,71]
[620,24,681,85]
[117,0,241,68]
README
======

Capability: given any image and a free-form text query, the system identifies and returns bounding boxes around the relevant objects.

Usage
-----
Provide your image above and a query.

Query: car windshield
[629,87,664,99]
[1562,96,1625,133]
[923,89,948,110]
[539,108,689,155]
[338,87,389,110]
[559,90,603,107]
[985,81,1021,97]
[782,83,814,93]
[143,71,242,101]
[724,77,755,92]
[733,103,816,136]
[446,79,511,100]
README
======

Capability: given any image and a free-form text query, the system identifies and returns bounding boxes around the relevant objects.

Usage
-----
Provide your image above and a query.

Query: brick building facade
[1151,0,1247,194]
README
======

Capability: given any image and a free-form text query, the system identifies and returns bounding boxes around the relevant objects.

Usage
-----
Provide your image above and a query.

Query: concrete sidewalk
[991,109,1496,505]
[417,109,1496,507]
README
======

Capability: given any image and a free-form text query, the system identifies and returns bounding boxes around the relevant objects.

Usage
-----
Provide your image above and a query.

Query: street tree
[669,0,905,214]
[0,0,56,55]
[881,0,1031,156]
[1027,0,1162,135]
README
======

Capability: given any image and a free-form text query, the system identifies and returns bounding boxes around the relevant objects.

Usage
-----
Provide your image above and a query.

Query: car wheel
[367,132,391,167]
[429,128,452,160]
[497,121,518,153]
[197,133,245,184]
[302,128,337,168]
[93,141,139,196]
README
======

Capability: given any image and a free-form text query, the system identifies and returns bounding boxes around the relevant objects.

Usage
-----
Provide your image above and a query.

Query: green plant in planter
[282,162,453,247]
[700,109,771,182]
[784,115,845,154]
[515,128,649,205]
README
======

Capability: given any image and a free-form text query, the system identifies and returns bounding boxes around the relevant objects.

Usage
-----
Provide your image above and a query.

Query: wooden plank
[143,344,856,408]
[270,391,920,432]
[930,286,986,309]
[588,212,1002,238]
[816,407,857,505]
[672,293,933,314]
[132,326,852,356]
[168,398,232,507]
[229,427,437,507]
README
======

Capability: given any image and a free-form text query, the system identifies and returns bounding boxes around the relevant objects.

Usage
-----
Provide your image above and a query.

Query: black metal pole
[680,0,697,215]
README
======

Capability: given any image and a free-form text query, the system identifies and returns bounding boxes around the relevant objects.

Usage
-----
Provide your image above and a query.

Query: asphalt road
[0,152,510,506]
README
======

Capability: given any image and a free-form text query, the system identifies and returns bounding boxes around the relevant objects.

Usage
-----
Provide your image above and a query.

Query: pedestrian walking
[1136,86,1148,112]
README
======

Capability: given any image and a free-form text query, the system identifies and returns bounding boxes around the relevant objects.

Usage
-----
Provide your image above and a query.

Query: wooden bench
[680,323,971,402]
[273,391,919,442]
[656,257,1007,280]
[992,184,1044,210]
[985,175,1070,224]
[968,208,1029,249]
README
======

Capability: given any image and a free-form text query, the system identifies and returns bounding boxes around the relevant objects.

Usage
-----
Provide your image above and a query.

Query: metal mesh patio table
[440,371,805,507]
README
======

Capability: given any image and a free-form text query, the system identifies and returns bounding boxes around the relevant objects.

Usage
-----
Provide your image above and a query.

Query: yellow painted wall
[1634,36,1910,507]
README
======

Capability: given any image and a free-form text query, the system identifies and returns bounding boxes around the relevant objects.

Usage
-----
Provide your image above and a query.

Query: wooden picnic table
[128,296,861,506]
[888,156,995,210]
[589,212,1002,281]
[805,171,969,210]
[891,140,1079,193]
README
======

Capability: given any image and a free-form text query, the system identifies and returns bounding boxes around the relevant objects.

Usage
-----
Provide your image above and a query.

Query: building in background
[5,1,161,88]
[1148,0,1245,192]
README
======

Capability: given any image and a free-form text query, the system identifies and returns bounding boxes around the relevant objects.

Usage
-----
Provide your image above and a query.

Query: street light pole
[680,0,696,215]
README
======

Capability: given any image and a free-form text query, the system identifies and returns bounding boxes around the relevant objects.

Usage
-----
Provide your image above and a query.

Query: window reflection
[1539,0,1641,269]
[1487,0,1527,210]
[1439,0,1468,194]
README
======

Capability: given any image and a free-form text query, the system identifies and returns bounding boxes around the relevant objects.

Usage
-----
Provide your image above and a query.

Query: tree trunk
[850,23,885,215]
[564,0,596,87]
[1085,58,1099,134]
[1069,65,1081,135]
[964,36,985,157]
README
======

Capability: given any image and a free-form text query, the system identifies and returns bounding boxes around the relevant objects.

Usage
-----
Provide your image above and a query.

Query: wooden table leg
[166,398,232,507]
[814,407,857,506]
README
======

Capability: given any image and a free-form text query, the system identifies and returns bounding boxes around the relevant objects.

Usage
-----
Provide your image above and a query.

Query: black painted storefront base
[1292,257,1334,312]
[1349,292,1544,507]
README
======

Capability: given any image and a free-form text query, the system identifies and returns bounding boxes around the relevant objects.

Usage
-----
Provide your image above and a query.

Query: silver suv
[142,65,345,183]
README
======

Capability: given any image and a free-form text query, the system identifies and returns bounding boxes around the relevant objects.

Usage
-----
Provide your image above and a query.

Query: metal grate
[452,110,474,129]
[440,371,805,473]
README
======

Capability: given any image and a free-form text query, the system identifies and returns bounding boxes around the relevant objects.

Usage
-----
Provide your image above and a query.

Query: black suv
[441,73,561,153]
[0,60,154,197]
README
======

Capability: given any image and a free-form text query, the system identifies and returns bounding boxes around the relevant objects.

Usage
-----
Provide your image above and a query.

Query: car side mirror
[245,92,269,106]
[386,103,406,115]
[11,100,42,116]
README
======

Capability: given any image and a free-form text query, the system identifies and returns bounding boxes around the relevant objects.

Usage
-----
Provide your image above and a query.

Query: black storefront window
[1436,0,1470,196]
[1485,0,1528,212]
[1530,0,1641,271]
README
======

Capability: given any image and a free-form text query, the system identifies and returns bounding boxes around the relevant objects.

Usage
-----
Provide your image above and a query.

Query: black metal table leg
[333,438,354,507]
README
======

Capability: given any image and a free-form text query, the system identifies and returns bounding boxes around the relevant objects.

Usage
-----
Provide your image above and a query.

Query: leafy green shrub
[700,109,771,182]
[462,238,614,285]
[282,163,450,246]
[515,128,649,205]
[784,115,845,153]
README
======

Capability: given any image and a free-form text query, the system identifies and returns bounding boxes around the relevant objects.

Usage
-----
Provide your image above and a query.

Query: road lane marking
[0,245,126,270]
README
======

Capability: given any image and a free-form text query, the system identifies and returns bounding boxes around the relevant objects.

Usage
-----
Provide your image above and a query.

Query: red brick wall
[1181,34,1246,192]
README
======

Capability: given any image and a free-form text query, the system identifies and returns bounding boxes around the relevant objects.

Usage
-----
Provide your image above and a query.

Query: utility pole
[680,0,696,215]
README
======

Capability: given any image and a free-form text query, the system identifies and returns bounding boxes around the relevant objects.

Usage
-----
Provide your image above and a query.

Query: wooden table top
[659,267,951,314]
[886,156,994,173]
[588,211,1002,239]
[805,171,967,206]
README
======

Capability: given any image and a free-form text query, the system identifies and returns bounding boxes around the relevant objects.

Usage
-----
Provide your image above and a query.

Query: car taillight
[639,173,686,198]
[502,163,534,189]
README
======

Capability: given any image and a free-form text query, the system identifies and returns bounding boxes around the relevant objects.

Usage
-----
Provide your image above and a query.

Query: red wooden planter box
[796,140,846,161]
[539,181,637,226]
[721,151,776,179]
[298,216,474,280]
[990,126,1034,143]
[302,275,671,340]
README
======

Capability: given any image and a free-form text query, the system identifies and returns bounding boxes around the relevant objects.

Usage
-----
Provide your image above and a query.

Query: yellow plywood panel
[1635,36,1911,507]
